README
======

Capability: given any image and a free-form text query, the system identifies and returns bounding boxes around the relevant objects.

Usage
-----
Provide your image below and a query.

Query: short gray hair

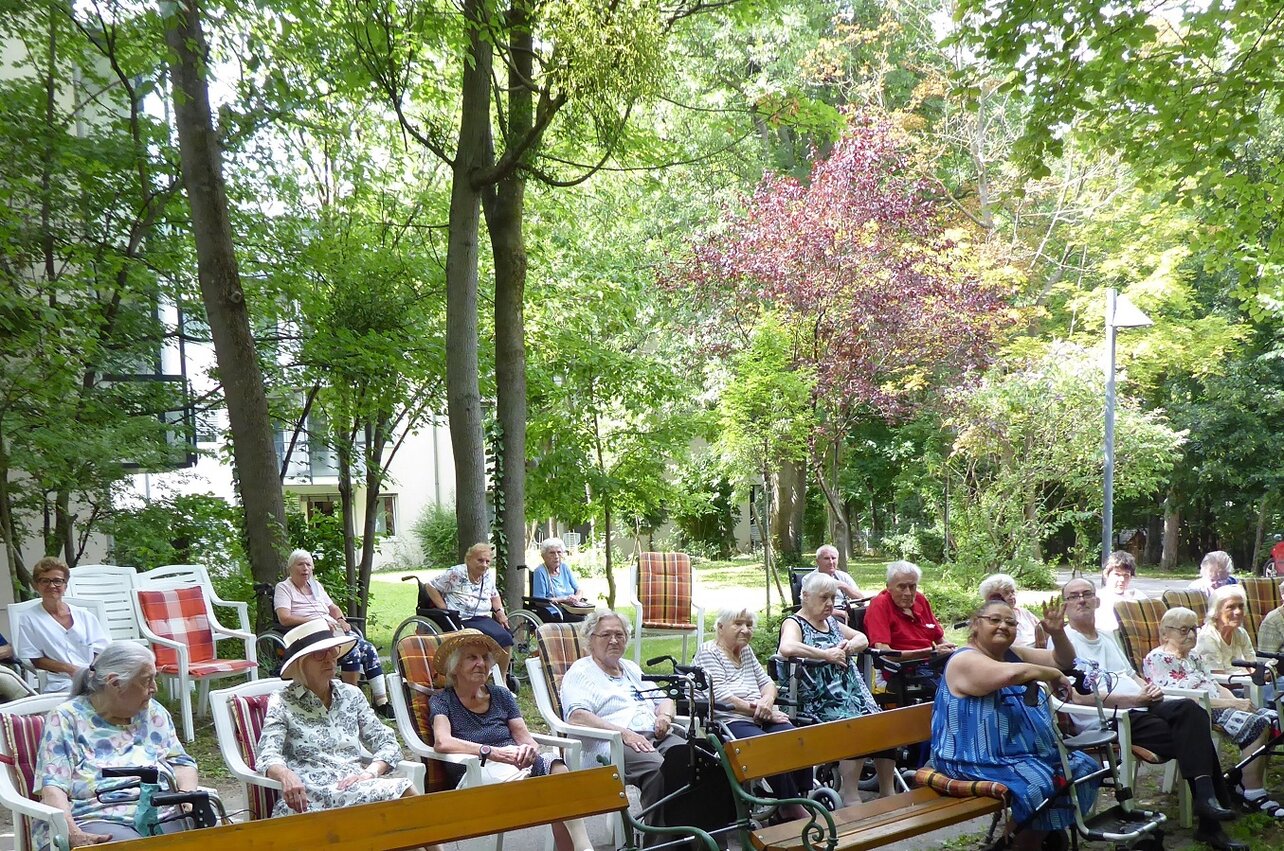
[1160,606,1199,631]
[886,561,922,584]
[70,642,155,697]
[1206,584,1246,625]
[540,537,567,555]
[1200,550,1233,578]
[815,545,838,560]
[441,645,495,688]
[801,571,837,597]
[286,549,313,572]
[978,573,1017,601]
[714,607,757,629]
[580,610,632,643]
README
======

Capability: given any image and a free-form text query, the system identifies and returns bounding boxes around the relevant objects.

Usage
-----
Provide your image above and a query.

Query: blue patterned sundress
[931,648,1099,829]
[786,615,881,722]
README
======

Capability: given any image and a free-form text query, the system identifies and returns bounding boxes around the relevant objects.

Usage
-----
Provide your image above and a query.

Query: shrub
[413,503,458,569]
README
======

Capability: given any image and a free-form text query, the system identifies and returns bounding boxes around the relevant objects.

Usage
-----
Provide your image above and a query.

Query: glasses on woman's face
[36,578,66,588]
[979,615,1019,628]
[1166,625,1198,637]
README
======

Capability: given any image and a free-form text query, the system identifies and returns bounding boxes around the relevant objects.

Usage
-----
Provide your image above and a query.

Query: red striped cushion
[229,693,278,820]
[138,587,217,666]
[2,710,46,847]
[913,767,1010,802]
[639,552,693,628]
[535,623,586,721]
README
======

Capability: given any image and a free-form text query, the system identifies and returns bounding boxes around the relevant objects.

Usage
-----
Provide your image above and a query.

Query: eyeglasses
[36,578,66,588]
[1064,591,1096,601]
[1165,625,1198,636]
[979,615,1019,628]
[593,631,627,643]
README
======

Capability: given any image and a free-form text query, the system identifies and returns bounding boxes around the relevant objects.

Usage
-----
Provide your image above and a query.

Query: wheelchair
[251,582,370,680]
[390,574,543,688]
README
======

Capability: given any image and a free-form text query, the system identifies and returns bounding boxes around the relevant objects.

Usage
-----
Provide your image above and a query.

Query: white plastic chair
[138,564,252,650]
[66,564,146,644]
[0,693,68,851]
[209,677,425,821]
[7,597,110,693]
[629,552,705,666]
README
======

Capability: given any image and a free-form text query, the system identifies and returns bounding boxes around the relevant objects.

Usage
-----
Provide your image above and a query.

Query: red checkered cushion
[638,552,694,629]
[229,693,279,820]
[3,710,47,847]
[535,623,587,721]
[138,586,217,668]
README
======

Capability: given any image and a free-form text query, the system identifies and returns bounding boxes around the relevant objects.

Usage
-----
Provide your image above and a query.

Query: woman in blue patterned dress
[777,571,894,800]
[932,599,1098,850]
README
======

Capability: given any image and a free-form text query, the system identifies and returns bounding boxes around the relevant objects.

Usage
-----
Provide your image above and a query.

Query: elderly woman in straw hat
[429,629,592,851]
[257,619,419,817]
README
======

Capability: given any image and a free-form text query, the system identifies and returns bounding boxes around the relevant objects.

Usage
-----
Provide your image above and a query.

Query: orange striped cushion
[393,633,457,793]
[1161,590,1208,618]
[535,623,586,721]
[914,767,1010,802]
[229,693,278,820]
[1241,578,1280,644]
[638,552,692,628]
[1115,598,1167,673]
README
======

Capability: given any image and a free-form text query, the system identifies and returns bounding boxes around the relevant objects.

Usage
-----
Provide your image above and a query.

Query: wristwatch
[479,745,491,766]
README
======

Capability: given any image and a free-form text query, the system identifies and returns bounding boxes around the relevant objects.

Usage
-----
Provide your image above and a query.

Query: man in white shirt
[809,545,863,622]
[1061,578,1245,851]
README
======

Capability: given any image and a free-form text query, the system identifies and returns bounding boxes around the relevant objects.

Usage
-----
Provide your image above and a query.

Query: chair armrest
[546,720,625,770]
[250,771,285,792]
[210,625,256,644]
[531,733,582,767]
[8,796,69,849]
[391,758,426,793]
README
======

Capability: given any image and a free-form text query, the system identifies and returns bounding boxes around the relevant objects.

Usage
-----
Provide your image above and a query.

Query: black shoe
[1194,825,1249,851]
[374,702,395,720]
[1194,797,1238,822]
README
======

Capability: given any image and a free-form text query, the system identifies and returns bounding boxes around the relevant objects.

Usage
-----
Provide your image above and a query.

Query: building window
[374,495,397,537]
[304,495,338,519]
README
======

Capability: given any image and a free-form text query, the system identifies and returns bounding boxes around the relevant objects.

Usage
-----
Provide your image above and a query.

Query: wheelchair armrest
[524,596,556,608]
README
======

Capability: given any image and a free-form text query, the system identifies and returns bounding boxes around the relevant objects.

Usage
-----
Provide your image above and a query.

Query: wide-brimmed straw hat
[279,619,358,680]
[435,628,505,665]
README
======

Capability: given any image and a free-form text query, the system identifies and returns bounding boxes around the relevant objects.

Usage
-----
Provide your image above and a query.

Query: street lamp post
[1103,288,1152,565]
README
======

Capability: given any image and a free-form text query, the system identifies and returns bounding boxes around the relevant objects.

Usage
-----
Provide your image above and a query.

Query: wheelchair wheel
[506,609,542,688]
[809,786,842,812]
[255,631,287,678]
[390,615,444,677]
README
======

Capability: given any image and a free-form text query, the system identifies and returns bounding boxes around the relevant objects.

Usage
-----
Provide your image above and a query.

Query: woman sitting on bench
[932,599,1097,851]
[429,629,593,851]
[777,572,896,801]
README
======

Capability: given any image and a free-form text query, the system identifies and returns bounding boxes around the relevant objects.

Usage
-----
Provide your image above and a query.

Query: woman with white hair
[977,574,1045,648]
[1190,550,1239,596]
[778,572,896,800]
[34,642,199,847]
[531,537,590,623]
[430,629,592,851]
[693,607,810,819]
[1195,585,1255,673]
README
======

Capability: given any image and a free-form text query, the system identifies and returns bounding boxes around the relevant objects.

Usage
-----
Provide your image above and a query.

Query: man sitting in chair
[862,561,955,658]
[559,610,682,830]
[807,545,864,623]
[1060,577,1246,851]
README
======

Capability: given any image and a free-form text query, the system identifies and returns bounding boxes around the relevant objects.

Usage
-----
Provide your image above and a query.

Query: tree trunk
[0,431,31,596]
[771,457,804,564]
[164,0,287,628]
[483,0,533,612]
[444,0,494,559]
[1161,491,1180,571]
[357,422,384,621]
[1143,512,1162,565]
[590,407,617,609]
[1252,492,1271,575]
[336,442,358,614]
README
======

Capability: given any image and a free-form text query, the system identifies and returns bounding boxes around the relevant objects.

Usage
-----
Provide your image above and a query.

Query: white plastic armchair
[629,552,704,666]
[66,564,145,644]
[209,677,424,819]
[0,693,70,851]
[525,656,625,773]
[139,564,253,644]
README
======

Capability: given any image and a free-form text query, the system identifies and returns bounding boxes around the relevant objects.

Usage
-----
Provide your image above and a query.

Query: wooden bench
[713,703,1005,851]
[100,765,715,851]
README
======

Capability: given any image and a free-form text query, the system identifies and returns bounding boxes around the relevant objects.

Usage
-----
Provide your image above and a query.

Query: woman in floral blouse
[34,642,198,848]
[1143,606,1281,819]
[257,620,418,818]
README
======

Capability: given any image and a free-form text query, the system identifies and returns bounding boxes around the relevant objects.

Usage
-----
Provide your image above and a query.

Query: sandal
[1242,790,1284,819]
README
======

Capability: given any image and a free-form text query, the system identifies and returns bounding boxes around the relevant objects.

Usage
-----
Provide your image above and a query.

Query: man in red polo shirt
[863,561,956,657]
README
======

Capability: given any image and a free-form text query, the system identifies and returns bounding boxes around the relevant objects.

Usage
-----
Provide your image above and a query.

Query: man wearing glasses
[15,557,109,693]
[1061,578,1246,851]
[561,610,682,830]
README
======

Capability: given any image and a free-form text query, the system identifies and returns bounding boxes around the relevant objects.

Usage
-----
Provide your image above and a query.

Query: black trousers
[1127,699,1230,799]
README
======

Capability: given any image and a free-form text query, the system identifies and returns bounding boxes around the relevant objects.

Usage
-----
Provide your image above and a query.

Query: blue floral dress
[932,649,1099,829]
[785,614,881,722]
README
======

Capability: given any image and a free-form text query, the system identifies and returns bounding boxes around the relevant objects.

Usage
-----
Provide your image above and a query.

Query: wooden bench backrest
[105,765,628,851]
[724,703,931,784]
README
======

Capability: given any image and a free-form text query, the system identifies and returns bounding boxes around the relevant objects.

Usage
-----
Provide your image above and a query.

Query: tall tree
[163,0,287,620]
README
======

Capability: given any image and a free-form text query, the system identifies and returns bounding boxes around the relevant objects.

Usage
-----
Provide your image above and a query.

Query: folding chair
[209,677,425,822]
[629,552,704,666]
[134,585,258,741]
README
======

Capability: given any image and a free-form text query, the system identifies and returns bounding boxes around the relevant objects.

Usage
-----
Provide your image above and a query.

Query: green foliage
[107,495,252,603]
[670,459,737,559]
[412,503,459,570]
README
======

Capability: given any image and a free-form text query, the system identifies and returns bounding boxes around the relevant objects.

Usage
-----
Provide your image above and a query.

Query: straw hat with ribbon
[279,619,358,680]
[435,628,505,666]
